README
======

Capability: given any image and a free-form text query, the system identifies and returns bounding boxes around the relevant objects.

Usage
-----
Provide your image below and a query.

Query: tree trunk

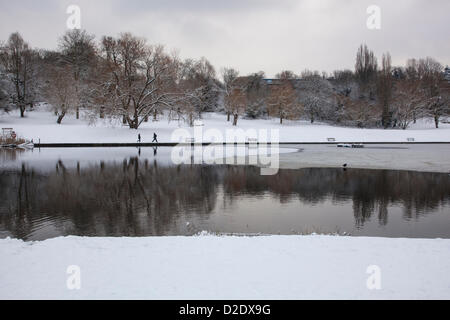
[76,107,80,120]
[57,111,66,124]
[382,108,391,129]
[133,110,139,129]
[129,118,138,130]
[280,116,283,125]
[435,116,439,129]
[227,112,231,122]
[233,114,238,126]
[122,115,127,124]
[20,106,25,118]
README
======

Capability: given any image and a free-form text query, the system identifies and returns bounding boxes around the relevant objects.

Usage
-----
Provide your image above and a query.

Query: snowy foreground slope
[1,108,450,143]
[1,235,449,300]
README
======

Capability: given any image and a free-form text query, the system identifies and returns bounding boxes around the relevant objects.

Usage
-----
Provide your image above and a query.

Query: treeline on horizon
[0,29,449,129]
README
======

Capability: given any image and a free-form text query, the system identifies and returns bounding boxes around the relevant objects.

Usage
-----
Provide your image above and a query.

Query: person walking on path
[152,133,158,144]
[137,134,141,143]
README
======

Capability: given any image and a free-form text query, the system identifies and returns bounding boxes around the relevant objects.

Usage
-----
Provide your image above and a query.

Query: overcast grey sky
[0,0,449,77]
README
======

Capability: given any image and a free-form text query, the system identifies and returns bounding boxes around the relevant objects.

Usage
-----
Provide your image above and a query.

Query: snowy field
[1,107,449,143]
[2,107,450,300]
[0,235,449,300]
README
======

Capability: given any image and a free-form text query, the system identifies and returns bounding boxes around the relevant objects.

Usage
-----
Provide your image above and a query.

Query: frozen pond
[1,146,450,240]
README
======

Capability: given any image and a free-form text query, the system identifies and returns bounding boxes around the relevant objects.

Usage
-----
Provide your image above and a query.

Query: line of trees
[0,31,220,128]
[0,31,449,129]
[221,44,449,128]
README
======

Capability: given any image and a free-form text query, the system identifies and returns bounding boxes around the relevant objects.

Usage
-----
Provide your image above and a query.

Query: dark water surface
[1,148,449,240]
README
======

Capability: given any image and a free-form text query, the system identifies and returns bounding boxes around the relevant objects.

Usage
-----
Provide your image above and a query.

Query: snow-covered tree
[418,57,446,128]
[99,33,177,129]
[427,93,449,128]
[0,64,13,113]
[400,57,448,128]
[58,29,97,119]
[296,75,335,123]
[392,79,425,129]
[221,67,239,121]
[0,33,38,117]
[244,72,267,119]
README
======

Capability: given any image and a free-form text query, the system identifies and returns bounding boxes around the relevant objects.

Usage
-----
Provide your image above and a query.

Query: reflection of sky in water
[0,146,297,172]
[203,188,450,239]
[1,148,449,241]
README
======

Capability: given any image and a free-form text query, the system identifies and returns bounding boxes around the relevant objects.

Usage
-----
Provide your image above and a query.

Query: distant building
[263,78,307,87]
[263,79,282,86]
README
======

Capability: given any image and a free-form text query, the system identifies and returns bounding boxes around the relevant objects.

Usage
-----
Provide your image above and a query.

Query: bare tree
[173,76,205,127]
[0,63,13,113]
[300,69,321,79]
[267,80,299,124]
[58,29,97,119]
[346,96,378,128]
[418,57,446,128]
[402,57,448,128]
[177,57,219,118]
[221,67,239,122]
[100,33,176,129]
[275,70,297,80]
[377,52,393,128]
[43,65,78,124]
[227,86,247,126]
[0,33,37,117]
[427,92,449,128]
[392,78,425,129]
[355,44,378,98]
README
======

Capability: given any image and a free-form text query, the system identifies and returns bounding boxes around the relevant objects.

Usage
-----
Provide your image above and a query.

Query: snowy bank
[1,108,450,144]
[1,235,449,300]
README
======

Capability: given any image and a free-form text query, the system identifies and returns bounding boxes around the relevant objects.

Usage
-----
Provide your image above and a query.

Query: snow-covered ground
[1,235,449,300]
[2,107,449,300]
[1,107,449,143]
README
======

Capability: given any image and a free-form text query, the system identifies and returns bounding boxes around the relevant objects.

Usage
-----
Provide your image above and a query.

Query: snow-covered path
[1,235,449,300]
[1,108,449,143]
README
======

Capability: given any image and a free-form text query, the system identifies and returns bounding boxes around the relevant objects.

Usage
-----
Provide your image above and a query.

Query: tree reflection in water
[0,158,449,240]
